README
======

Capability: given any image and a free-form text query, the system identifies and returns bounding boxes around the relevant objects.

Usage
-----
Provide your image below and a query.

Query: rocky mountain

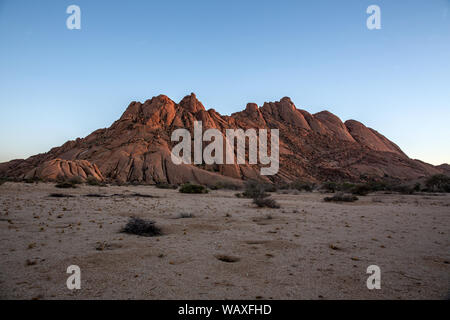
[0,93,444,185]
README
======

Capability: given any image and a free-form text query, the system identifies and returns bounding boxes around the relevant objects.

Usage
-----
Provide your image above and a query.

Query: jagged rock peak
[0,93,444,184]
[245,103,259,113]
[179,92,205,113]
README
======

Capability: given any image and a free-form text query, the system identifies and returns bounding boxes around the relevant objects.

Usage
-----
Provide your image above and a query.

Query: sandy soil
[0,182,448,300]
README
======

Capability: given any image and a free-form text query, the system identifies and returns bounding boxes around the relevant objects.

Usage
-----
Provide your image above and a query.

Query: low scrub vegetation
[351,184,372,196]
[155,183,178,189]
[179,183,209,194]
[121,217,162,237]
[320,181,339,193]
[54,176,84,189]
[84,193,108,198]
[208,182,242,190]
[253,197,280,208]
[24,177,43,184]
[112,192,156,198]
[55,181,77,189]
[240,180,270,199]
[49,193,74,198]
[320,180,423,195]
[68,176,83,185]
[425,174,450,193]
[239,180,281,208]
[175,212,195,219]
[86,176,106,186]
[278,180,315,192]
[324,192,358,202]
[215,254,240,263]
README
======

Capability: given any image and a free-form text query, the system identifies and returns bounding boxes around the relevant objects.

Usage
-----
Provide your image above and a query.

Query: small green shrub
[179,183,208,194]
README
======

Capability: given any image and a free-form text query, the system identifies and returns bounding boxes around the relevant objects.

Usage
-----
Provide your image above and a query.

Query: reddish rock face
[23,159,104,182]
[0,93,444,184]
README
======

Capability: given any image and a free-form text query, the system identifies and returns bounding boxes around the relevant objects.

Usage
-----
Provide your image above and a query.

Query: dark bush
[279,180,315,192]
[253,197,280,208]
[352,181,416,194]
[241,180,281,208]
[121,217,162,237]
[49,193,74,198]
[86,176,105,186]
[111,193,156,198]
[215,255,240,263]
[155,183,178,189]
[68,176,83,185]
[392,185,415,195]
[351,184,371,196]
[209,182,242,190]
[24,177,42,184]
[297,183,314,192]
[413,183,421,192]
[321,181,338,193]
[366,181,389,191]
[340,182,356,192]
[425,174,450,193]
[179,183,208,194]
[320,180,410,195]
[262,183,277,192]
[324,192,358,202]
[55,181,77,189]
[84,193,108,198]
[175,213,195,219]
[241,180,269,199]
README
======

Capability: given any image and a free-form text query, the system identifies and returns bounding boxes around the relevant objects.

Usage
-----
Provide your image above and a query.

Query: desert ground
[0,182,448,300]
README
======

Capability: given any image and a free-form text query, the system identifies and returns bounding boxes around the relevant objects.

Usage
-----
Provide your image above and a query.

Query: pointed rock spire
[179,93,206,113]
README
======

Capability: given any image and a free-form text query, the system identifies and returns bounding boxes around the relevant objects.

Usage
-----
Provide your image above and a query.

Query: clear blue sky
[0,0,449,165]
